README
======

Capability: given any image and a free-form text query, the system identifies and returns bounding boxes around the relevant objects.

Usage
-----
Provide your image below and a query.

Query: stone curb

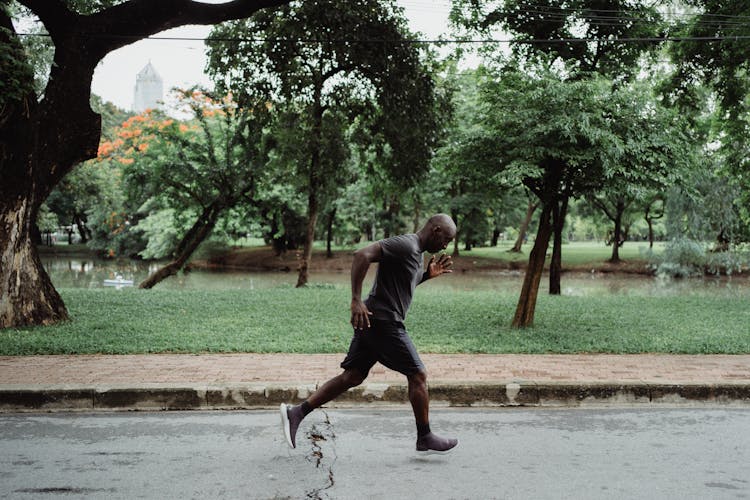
[2,381,750,412]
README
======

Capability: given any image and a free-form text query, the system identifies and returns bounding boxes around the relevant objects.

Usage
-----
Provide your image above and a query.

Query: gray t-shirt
[365,234,424,322]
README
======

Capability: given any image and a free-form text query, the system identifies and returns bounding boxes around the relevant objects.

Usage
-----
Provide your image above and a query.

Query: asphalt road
[1,407,749,499]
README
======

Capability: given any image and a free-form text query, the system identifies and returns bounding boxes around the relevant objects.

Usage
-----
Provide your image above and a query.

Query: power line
[485,2,750,20]
[403,3,750,31]
[13,4,750,41]
[16,32,750,44]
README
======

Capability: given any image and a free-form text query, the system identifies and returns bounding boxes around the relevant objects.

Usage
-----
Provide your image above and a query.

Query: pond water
[41,255,750,297]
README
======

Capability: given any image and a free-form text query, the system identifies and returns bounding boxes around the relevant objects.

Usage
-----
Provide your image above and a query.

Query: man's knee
[341,368,366,388]
[407,369,427,388]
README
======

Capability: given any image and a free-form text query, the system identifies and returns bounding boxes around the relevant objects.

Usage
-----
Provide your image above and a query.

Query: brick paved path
[2,354,749,385]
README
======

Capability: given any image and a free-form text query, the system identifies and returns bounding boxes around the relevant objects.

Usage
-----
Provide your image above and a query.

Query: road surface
[1,407,749,499]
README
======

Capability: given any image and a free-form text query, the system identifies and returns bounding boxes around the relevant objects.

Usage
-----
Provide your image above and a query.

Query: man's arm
[351,242,382,330]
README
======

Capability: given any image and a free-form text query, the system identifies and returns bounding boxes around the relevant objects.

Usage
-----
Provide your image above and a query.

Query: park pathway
[2,353,750,385]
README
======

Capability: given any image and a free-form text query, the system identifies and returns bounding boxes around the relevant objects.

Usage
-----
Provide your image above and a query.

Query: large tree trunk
[0,195,68,327]
[512,204,553,328]
[0,14,100,328]
[0,124,96,328]
[549,196,568,295]
[510,199,539,253]
[139,203,222,289]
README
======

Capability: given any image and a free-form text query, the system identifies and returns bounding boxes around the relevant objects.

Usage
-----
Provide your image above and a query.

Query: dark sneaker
[416,432,459,456]
[279,403,303,449]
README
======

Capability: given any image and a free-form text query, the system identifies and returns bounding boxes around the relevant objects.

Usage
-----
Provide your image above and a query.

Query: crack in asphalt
[304,411,337,500]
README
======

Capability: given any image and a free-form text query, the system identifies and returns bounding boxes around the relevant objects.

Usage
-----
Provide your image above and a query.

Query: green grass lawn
[2,283,747,355]
[464,240,663,266]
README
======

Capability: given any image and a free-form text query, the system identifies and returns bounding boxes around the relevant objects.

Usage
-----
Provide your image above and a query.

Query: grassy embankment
[5,240,745,355]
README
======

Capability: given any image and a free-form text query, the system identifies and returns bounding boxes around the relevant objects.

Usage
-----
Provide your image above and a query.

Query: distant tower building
[132,62,163,112]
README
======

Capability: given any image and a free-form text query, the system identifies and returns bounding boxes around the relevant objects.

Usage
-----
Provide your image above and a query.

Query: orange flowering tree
[101,88,272,288]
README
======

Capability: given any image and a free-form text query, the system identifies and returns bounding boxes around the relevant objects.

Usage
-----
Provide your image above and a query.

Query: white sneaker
[279,403,294,448]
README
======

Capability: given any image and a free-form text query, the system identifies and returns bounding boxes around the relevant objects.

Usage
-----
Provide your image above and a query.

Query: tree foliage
[101,88,273,288]
[472,69,694,326]
[207,0,437,183]
[668,0,750,116]
[666,0,750,234]
[450,0,664,79]
[205,0,438,286]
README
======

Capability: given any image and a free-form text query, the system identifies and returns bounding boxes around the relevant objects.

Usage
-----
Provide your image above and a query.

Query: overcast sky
[90,0,461,111]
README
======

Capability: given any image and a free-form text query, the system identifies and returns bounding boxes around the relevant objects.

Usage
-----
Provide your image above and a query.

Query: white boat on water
[103,274,134,287]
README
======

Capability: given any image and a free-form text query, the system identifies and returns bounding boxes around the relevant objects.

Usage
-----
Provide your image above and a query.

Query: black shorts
[340,318,425,377]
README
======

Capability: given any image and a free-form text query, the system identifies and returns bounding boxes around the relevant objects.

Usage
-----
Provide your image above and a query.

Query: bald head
[426,214,456,231]
[419,213,457,253]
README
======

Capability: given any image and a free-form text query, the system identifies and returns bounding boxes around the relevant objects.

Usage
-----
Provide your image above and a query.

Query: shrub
[652,238,750,277]
[652,238,706,278]
[705,249,749,276]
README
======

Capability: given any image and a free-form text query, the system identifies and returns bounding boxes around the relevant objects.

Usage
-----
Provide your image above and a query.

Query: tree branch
[23,0,290,59]
[16,0,75,37]
[322,64,354,81]
[82,0,291,55]
[590,195,615,222]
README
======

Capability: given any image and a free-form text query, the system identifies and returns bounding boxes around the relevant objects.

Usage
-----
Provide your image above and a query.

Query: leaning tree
[0,0,289,328]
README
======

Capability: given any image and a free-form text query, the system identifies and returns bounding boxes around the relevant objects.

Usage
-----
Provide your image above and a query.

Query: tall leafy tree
[476,71,693,327]
[668,0,750,119]
[664,155,745,249]
[205,0,438,287]
[45,162,99,244]
[0,0,290,328]
[585,82,692,263]
[451,0,668,295]
[432,67,508,256]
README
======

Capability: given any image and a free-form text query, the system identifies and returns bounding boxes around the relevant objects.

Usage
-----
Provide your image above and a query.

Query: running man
[280,213,459,455]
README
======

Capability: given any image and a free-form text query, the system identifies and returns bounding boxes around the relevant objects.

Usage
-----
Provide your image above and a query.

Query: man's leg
[308,368,367,408]
[281,368,366,448]
[407,369,430,424]
[407,369,458,455]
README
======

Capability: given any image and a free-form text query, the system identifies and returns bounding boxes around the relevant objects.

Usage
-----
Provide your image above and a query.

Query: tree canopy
[205,0,439,286]
[450,0,664,79]
[470,69,695,326]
